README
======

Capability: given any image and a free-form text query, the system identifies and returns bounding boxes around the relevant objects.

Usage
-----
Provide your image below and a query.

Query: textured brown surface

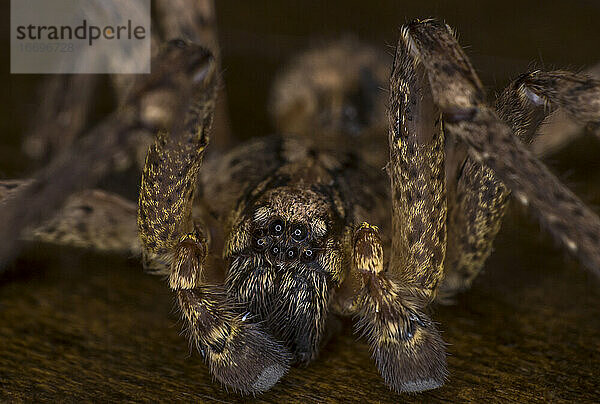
[1,188,599,402]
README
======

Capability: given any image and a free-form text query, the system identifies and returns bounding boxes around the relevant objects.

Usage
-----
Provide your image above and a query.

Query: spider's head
[225,185,344,283]
[223,186,344,363]
[269,38,390,166]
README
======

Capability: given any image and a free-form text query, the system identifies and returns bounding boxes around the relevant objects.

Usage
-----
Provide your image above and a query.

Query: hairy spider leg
[404,19,600,277]
[343,26,452,392]
[137,43,291,394]
[497,70,600,143]
[441,68,600,298]
[350,223,447,393]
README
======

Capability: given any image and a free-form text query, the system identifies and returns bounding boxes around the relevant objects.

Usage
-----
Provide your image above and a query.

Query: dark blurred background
[2,0,600,174]
[217,0,600,142]
[1,1,599,402]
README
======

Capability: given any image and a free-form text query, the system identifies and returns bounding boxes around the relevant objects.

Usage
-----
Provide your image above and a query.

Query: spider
[2,18,600,396]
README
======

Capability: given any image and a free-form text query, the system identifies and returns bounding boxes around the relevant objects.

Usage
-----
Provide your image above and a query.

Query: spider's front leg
[137,44,290,394]
[344,30,449,392]
[351,224,447,393]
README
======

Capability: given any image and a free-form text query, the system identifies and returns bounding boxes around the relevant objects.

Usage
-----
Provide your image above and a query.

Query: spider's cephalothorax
[4,18,600,396]
[225,184,346,364]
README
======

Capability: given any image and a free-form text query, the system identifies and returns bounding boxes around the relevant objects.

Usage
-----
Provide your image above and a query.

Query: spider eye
[269,218,285,237]
[270,244,281,257]
[291,224,308,242]
[285,247,298,260]
[301,248,316,262]
[252,236,268,251]
[251,228,269,251]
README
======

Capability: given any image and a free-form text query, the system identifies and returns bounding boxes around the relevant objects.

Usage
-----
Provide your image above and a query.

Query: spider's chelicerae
[2,19,600,395]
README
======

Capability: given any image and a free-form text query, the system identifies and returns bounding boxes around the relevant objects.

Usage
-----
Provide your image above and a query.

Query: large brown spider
[1,14,599,395]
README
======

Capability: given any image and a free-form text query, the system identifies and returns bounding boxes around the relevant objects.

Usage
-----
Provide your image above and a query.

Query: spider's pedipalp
[177,286,291,394]
[340,23,454,390]
[224,185,344,365]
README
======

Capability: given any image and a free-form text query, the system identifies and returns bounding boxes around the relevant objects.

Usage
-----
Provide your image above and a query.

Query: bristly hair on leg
[402,19,600,277]
[354,274,448,393]
[177,286,292,394]
[350,223,447,393]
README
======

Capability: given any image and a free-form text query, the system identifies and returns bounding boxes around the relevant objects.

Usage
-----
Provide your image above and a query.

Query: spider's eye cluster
[251,217,317,263]
[286,246,298,260]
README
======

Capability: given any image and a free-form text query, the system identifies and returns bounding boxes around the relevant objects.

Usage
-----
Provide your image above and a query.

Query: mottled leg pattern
[0,180,139,255]
[389,25,447,299]
[527,63,600,157]
[439,71,594,298]
[452,111,600,276]
[172,230,290,394]
[405,20,600,276]
[137,45,290,394]
[400,17,510,300]
[0,41,219,269]
[497,70,600,142]
[352,224,446,393]
[348,23,453,391]
[440,159,510,299]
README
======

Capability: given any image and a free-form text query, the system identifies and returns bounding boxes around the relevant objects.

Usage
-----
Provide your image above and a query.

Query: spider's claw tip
[207,324,291,394]
[373,315,447,393]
